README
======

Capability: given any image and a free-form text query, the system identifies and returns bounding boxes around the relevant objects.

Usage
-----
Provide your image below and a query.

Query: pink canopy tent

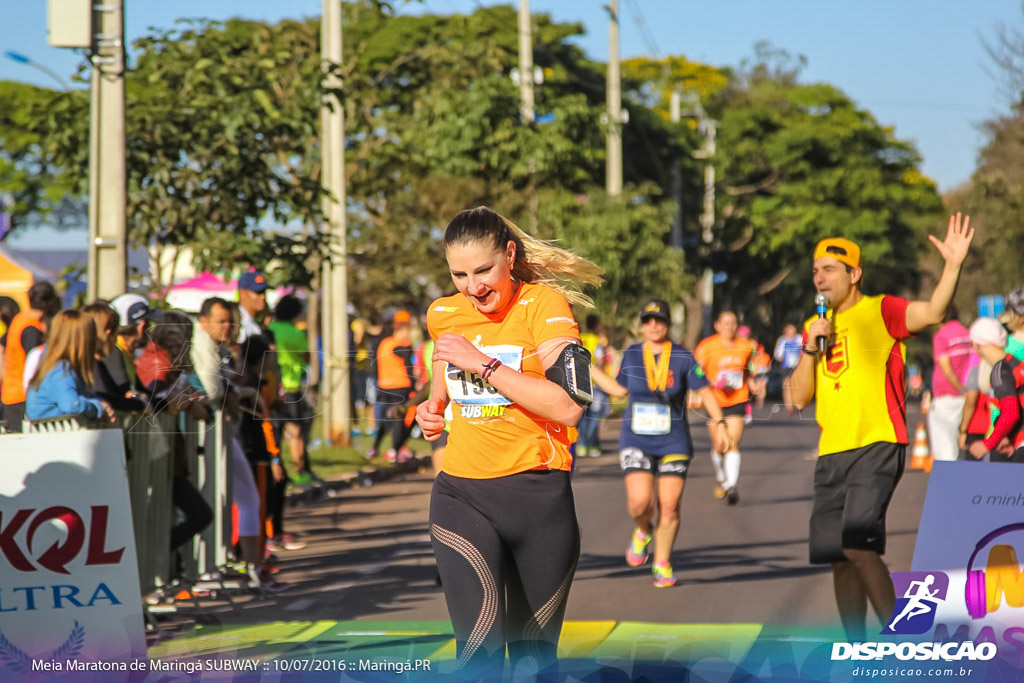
[164,271,284,313]
[164,272,236,313]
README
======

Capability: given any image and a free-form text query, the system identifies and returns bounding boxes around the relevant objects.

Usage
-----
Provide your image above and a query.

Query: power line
[626,0,660,58]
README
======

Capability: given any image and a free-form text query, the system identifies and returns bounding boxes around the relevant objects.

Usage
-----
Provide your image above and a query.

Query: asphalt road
[172,399,930,636]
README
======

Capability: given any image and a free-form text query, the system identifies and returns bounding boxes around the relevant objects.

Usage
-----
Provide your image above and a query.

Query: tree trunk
[682,290,704,350]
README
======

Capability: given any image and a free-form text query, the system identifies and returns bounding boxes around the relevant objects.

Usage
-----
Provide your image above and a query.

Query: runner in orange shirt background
[694,311,766,504]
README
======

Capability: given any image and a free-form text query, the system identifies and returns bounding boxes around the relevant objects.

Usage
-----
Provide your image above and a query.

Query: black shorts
[619,448,691,478]
[721,402,749,418]
[274,391,312,423]
[809,441,905,564]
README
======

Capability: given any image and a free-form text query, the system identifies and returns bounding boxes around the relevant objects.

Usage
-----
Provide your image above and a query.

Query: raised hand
[929,212,974,268]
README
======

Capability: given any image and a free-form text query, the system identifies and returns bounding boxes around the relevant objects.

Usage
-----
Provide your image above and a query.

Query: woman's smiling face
[446,239,516,314]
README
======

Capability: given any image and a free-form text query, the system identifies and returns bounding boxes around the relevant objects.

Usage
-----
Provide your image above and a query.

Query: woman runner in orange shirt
[416,206,602,680]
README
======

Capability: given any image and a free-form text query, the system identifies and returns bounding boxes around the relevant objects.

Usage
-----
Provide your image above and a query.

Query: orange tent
[0,247,53,311]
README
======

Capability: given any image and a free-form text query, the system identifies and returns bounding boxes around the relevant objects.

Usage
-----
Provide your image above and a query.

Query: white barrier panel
[911,460,1024,641]
[0,429,145,671]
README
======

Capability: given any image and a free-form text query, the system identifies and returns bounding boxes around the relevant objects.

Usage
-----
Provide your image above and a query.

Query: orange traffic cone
[909,422,933,472]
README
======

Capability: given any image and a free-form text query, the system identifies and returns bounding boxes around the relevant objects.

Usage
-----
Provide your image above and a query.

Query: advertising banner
[0,429,145,677]
[910,460,1024,668]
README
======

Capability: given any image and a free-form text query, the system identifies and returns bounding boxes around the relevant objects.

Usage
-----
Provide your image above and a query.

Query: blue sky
[2,0,1021,248]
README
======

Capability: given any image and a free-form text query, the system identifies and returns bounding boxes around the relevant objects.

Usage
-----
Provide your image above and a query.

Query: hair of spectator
[150,311,195,373]
[28,281,60,315]
[30,309,97,390]
[199,297,232,319]
[275,294,303,323]
[443,206,603,308]
[0,296,20,326]
[81,301,119,357]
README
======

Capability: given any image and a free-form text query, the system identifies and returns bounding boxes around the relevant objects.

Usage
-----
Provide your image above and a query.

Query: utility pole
[694,113,717,338]
[605,0,622,196]
[518,0,534,124]
[670,89,683,249]
[669,88,686,340]
[88,0,127,301]
[321,0,351,446]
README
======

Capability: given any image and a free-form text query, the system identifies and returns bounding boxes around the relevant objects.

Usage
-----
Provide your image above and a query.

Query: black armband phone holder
[545,344,594,406]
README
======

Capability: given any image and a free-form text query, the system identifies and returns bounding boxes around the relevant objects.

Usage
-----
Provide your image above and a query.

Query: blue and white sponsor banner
[911,460,1024,662]
[0,430,145,675]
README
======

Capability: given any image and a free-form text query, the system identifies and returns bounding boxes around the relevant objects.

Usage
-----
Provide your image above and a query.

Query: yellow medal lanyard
[643,342,672,392]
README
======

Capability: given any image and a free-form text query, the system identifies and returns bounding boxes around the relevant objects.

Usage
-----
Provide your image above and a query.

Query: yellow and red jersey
[426,282,580,479]
[694,335,757,408]
[803,294,911,456]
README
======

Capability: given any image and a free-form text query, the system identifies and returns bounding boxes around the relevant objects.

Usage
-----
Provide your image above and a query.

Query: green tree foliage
[954,9,1024,303]
[28,17,331,292]
[701,49,944,341]
[0,81,83,239]
[8,7,945,347]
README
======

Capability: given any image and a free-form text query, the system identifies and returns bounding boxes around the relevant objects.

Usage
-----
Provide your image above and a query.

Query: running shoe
[278,533,306,550]
[713,484,727,500]
[384,449,398,463]
[625,528,652,567]
[292,472,313,486]
[365,447,378,460]
[725,487,740,506]
[652,561,677,588]
[397,446,414,463]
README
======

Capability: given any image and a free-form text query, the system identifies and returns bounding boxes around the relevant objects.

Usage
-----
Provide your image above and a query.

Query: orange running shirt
[426,282,581,479]
[376,336,413,390]
[693,335,756,408]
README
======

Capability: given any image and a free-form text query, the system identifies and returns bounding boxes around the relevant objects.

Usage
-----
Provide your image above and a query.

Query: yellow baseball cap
[814,237,860,268]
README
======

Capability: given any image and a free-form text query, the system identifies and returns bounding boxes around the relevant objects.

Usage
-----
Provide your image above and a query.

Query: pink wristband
[481,358,502,381]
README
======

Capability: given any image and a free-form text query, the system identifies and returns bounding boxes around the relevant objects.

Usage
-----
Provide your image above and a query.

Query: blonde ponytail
[444,206,604,308]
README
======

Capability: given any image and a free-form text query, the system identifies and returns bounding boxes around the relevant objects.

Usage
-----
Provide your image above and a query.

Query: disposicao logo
[882,571,949,635]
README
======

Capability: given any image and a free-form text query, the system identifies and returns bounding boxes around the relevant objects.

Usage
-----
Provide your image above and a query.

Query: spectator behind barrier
[26,309,115,424]
[137,311,214,565]
[82,301,148,413]
[2,281,60,431]
[102,293,162,411]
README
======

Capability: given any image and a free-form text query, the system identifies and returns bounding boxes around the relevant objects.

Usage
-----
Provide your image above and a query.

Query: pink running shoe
[625,528,651,567]
[652,561,677,588]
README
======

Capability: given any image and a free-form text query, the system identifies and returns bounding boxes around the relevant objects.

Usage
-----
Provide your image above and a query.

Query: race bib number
[631,402,671,435]
[445,345,523,406]
[719,369,745,390]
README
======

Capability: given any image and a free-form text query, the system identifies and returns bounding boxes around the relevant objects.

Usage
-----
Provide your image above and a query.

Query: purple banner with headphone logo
[910,461,1024,670]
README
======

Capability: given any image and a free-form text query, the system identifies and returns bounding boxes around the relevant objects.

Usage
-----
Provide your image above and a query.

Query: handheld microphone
[815,293,829,353]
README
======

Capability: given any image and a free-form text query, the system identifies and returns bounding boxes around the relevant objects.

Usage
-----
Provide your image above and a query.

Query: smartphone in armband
[546,343,594,405]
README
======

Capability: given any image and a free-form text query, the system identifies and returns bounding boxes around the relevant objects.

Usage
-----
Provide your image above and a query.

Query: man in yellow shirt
[787,214,973,642]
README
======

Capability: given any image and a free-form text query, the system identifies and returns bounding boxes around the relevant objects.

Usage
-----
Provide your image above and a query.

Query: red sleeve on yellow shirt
[880,296,911,340]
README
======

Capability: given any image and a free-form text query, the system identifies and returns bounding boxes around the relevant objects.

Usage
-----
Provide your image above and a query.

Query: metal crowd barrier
[11,410,232,598]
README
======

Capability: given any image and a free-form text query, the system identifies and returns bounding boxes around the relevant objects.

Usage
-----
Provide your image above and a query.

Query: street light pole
[321,0,351,446]
[3,51,73,91]
[605,0,623,197]
[87,0,127,301]
[517,0,534,125]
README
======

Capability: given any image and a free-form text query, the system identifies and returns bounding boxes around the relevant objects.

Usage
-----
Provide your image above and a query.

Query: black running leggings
[430,470,580,680]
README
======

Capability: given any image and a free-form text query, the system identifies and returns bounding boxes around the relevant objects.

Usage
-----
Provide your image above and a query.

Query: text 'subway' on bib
[446,345,524,406]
